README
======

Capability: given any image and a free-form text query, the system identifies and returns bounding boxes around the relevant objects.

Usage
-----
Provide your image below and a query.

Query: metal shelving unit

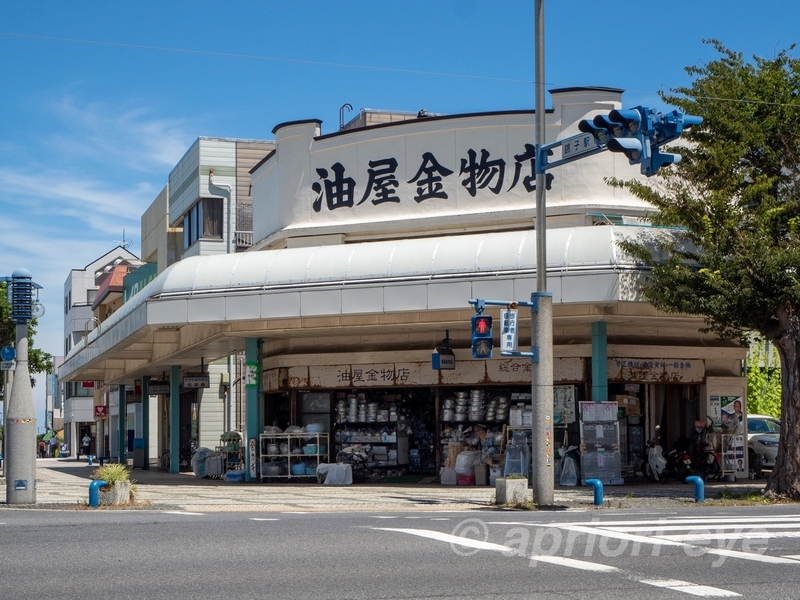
[259,432,329,480]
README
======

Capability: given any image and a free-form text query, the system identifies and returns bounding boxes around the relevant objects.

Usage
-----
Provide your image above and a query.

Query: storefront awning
[58,225,672,384]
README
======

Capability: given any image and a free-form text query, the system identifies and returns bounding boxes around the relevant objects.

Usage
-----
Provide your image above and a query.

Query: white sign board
[500,309,519,352]
[182,376,210,389]
[1,361,16,371]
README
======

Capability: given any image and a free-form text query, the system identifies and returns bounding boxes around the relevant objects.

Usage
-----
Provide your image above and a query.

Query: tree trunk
[765,303,800,498]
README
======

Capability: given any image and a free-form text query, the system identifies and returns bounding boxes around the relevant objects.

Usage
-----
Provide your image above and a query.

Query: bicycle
[160,441,197,471]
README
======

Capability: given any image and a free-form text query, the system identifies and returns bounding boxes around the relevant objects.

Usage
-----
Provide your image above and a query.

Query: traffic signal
[471,314,493,359]
[577,106,702,177]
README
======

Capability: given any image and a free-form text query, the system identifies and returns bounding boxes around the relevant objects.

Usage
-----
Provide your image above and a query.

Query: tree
[615,40,800,498]
[747,338,782,418]
[0,282,53,392]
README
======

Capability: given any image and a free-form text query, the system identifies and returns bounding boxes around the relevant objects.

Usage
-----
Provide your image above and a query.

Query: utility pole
[531,0,554,506]
[2,269,45,504]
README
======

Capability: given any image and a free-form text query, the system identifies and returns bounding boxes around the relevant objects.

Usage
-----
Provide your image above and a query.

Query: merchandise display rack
[259,432,329,480]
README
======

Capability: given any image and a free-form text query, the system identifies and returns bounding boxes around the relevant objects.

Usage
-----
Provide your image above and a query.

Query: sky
[1,0,799,428]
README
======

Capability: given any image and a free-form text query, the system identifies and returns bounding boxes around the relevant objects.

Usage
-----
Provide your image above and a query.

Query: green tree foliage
[614,40,800,498]
[0,282,53,387]
[747,339,782,418]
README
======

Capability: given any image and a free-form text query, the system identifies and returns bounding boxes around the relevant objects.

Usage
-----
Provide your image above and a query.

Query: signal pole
[531,0,555,505]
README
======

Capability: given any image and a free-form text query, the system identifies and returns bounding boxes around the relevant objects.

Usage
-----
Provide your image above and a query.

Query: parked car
[747,414,781,470]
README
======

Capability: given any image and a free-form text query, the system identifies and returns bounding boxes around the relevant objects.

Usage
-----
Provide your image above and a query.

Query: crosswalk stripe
[375,527,619,572]
[640,578,740,597]
[706,548,800,565]
[606,523,800,533]
[662,531,800,542]
[162,511,205,515]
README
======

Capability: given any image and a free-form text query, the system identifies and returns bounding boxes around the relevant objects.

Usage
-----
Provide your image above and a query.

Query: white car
[747,414,781,469]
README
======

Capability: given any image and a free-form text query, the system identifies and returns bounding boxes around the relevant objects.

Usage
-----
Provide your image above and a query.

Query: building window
[183,198,223,249]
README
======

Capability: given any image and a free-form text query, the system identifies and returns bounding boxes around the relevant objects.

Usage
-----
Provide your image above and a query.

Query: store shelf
[259,432,329,481]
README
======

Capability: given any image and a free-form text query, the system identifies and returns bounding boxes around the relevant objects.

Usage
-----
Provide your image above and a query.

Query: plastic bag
[454,451,482,474]
[560,456,578,486]
[192,447,211,478]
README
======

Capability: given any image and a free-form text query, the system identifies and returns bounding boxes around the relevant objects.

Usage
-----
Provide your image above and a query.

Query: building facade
[59,88,749,482]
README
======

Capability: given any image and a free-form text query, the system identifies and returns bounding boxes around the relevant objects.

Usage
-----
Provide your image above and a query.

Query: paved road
[2,505,800,599]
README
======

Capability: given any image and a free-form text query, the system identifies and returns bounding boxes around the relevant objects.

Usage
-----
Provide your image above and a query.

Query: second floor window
[183,198,223,249]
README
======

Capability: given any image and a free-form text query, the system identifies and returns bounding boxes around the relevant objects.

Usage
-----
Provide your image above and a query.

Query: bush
[92,463,131,488]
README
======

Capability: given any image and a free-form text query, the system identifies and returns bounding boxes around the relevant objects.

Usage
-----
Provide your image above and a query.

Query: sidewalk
[0,458,770,512]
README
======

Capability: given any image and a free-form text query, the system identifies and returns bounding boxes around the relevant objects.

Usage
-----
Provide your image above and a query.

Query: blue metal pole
[686,475,704,503]
[89,480,108,508]
[585,478,604,506]
[118,385,126,465]
[245,338,259,482]
[591,322,608,402]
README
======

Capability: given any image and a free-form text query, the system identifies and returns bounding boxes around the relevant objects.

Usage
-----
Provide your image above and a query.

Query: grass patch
[92,463,131,487]
[707,490,795,505]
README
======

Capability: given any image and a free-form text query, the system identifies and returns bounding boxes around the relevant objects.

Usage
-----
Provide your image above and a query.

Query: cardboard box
[614,395,641,416]
[440,467,457,485]
[474,464,489,486]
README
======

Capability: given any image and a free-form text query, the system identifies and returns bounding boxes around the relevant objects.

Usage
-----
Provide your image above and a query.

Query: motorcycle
[643,425,669,482]
[666,436,697,483]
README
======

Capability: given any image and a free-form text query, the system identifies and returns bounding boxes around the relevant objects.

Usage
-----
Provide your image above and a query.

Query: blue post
[585,478,603,506]
[686,475,704,503]
[89,480,108,508]
[87,454,93,466]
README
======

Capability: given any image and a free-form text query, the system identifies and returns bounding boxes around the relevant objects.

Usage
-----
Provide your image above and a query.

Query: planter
[98,480,132,506]
[495,477,530,505]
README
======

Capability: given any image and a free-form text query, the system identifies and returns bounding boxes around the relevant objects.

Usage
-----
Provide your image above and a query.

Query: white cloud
[48,97,191,171]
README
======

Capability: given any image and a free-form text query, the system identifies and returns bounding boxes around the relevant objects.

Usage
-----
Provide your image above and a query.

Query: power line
[0,32,532,85]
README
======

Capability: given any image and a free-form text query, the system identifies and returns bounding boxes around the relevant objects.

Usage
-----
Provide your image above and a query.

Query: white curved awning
[59,225,668,382]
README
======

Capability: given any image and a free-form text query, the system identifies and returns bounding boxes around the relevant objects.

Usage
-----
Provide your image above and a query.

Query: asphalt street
[1,505,799,599]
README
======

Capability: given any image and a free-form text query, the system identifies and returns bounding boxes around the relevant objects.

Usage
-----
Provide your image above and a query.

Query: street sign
[148,383,171,395]
[0,345,15,361]
[560,132,599,160]
[1,360,16,371]
[500,309,519,352]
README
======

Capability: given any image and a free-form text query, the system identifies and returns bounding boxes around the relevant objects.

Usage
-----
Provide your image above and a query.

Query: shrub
[92,463,131,488]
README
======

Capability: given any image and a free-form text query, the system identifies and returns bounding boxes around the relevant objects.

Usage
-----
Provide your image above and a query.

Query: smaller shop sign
[148,382,171,395]
[94,406,107,419]
[431,349,455,370]
[248,438,257,479]
[182,375,210,389]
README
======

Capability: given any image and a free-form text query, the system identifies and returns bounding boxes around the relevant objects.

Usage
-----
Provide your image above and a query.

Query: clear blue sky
[1,0,798,427]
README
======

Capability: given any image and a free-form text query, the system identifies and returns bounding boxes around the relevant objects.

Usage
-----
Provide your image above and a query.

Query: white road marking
[375,528,620,572]
[372,516,397,519]
[606,523,800,533]
[782,554,800,560]
[404,516,422,519]
[640,578,740,597]
[529,554,619,572]
[429,518,451,521]
[162,511,205,516]
[557,516,800,527]
[250,518,279,521]
[558,524,685,547]
[706,548,800,565]
[662,531,800,542]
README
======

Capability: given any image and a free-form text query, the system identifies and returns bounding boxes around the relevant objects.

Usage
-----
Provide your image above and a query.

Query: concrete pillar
[591,321,608,402]
[530,292,554,506]
[142,376,150,469]
[245,338,260,482]
[117,385,126,464]
[170,366,180,474]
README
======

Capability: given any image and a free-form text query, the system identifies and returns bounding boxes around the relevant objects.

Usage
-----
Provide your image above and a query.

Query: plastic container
[457,474,476,486]
[303,445,318,454]
[291,462,307,475]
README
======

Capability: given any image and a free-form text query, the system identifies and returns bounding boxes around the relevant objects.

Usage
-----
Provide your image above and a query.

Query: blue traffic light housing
[608,109,643,135]
[607,136,647,162]
[471,314,493,359]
